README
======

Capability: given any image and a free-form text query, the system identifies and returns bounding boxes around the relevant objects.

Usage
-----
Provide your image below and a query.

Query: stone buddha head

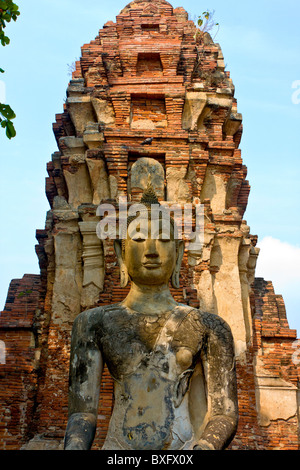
[114,183,184,290]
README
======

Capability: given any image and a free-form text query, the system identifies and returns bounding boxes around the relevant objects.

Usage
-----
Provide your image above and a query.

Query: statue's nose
[144,239,159,257]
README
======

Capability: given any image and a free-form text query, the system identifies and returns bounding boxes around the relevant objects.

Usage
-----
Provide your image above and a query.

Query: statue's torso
[91,303,206,450]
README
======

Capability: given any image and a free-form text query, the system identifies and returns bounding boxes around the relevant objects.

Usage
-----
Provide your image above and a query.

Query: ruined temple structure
[1,0,299,450]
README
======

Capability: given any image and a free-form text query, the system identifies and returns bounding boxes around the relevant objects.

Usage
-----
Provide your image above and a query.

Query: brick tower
[1,0,299,450]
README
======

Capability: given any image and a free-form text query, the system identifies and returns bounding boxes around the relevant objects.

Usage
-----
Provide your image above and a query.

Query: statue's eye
[159,232,171,241]
[132,237,146,242]
[151,230,171,241]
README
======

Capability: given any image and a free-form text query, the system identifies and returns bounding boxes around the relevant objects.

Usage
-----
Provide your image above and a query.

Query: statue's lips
[142,262,162,269]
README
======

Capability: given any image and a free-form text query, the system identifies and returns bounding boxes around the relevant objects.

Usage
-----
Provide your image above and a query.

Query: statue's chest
[99,307,203,380]
[100,315,164,376]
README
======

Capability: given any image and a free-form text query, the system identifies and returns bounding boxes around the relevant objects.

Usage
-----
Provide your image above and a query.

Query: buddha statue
[64,183,238,451]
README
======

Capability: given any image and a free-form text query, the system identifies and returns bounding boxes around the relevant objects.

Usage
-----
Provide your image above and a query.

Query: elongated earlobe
[171,269,180,289]
[120,265,129,288]
[171,240,184,289]
[114,239,129,288]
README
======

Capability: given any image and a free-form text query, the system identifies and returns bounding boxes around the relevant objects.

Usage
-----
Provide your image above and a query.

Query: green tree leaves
[0,1,20,139]
[0,103,16,138]
[0,0,20,46]
[194,10,220,43]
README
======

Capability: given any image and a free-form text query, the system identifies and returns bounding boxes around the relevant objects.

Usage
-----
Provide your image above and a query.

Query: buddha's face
[124,218,178,286]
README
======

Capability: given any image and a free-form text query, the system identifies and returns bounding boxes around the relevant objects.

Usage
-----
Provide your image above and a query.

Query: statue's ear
[114,239,129,288]
[171,240,184,289]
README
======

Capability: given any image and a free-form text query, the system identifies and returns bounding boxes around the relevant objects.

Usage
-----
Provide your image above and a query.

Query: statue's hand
[64,412,96,451]
[64,438,87,450]
[193,440,214,451]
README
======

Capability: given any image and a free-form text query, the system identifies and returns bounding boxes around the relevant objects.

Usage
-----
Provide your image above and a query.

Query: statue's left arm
[194,313,239,450]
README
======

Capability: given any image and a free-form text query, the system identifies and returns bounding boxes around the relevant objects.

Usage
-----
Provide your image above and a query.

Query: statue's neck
[122,282,177,315]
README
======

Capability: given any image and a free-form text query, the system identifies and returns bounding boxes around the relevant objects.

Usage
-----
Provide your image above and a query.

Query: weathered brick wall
[250,279,299,449]
[0,275,41,449]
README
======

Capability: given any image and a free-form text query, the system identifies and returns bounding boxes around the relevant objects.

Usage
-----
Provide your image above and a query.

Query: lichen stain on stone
[147,375,159,392]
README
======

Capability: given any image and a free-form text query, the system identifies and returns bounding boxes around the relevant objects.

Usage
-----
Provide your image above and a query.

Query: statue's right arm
[64,310,104,450]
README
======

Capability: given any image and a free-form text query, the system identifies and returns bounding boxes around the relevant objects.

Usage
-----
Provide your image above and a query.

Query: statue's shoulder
[198,310,234,341]
[175,303,205,327]
[176,304,233,339]
[72,303,123,330]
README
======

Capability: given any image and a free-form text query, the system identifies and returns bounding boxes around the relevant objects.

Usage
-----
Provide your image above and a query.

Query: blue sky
[0,0,299,332]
